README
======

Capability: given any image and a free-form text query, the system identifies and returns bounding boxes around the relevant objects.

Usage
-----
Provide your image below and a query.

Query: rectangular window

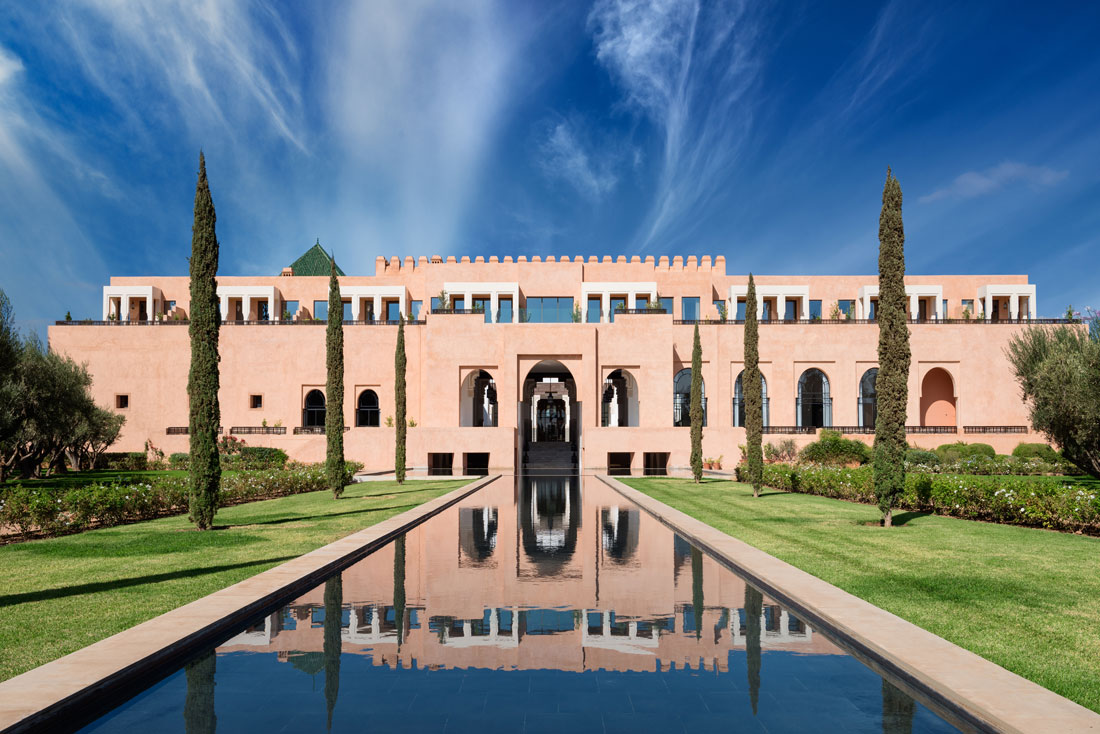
[410,300,422,320]
[473,297,491,323]
[257,301,269,321]
[868,300,877,320]
[942,299,948,319]
[342,301,352,321]
[838,299,854,318]
[681,297,700,321]
[736,299,746,320]
[498,298,512,323]
[115,394,129,409]
[524,297,574,323]
[609,296,626,323]
[250,394,263,409]
[762,301,771,321]
[658,297,673,314]
[284,300,299,319]
[784,300,797,321]
[810,300,822,320]
[452,296,465,310]
[713,300,727,319]
[386,301,401,322]
[961,299,974,316]
[587,297,602,324]
[431,297,443,312]
[167,300,176,312]
[313,300,328,321]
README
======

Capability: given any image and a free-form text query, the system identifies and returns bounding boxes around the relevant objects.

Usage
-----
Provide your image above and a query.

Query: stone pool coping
[601,474,1100,734]
[0,474,500,734]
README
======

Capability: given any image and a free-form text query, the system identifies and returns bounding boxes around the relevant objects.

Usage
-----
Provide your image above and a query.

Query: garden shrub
[169,452,190,470]
[935,442,995,463]
[1012,443,1061,463]
[0,461,363,540]
[97,451,148,471]
[798,429,871,466]
[905,448,940,468]
[748,463,1098,534]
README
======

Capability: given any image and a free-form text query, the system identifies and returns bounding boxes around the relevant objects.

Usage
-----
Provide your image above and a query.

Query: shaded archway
[460,370,498,427]
[858,368,878,428]
[920,368,956,427]
[601,369,639,427]
[797,369,831,428]
[303,389,326,427]
[733,370,769,428]
[673,368,706,427]
[356,389,379,427]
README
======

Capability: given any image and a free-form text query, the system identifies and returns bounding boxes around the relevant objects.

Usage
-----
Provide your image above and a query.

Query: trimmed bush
[935,442,995,463]
[905,448,940,468]
[798,429,871,466]
[1012,443,1061,463]
[738,463,1099,534]
[169,453,190,470]
[0,461,363,540]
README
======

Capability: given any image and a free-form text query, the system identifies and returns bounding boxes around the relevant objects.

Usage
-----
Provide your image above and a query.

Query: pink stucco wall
[50,259,1046,471]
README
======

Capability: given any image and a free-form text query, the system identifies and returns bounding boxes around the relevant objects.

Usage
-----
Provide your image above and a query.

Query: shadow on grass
[230,503,419,528]
[0,556,298,608]
[891,511,932,526]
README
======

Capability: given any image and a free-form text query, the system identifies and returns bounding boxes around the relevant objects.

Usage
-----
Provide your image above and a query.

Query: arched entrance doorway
[521,360,578,473]
[601,369,639,427]
[920,368,957,427]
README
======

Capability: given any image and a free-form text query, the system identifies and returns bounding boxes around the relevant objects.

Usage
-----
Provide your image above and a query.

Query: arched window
[601,369,639,427]
[302,389,326,427]
[461,370,498,427]
[733,371,769,428]
[858,369,878,428]
[797,369,831,428]
[672,368,706,427]
[356,389,380,427]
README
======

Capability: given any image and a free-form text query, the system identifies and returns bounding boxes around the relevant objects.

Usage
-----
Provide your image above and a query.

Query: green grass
[0,479,463,681]
[623,477,1100,714]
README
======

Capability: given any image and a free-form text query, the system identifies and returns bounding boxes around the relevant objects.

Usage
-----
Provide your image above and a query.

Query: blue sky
[1,0,1098,335]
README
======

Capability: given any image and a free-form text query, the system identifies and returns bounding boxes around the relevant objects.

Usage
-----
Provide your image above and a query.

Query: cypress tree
[187,152,221,530]
[393,533,407,650]
[874,169,911,526]
[325,254,345,499]
[691,545,703,640]
[744,274,763,497]
[745,584,762,715]
[323,573,342,732]
[689,323,703,482]
[183,649,216,734]
[395,317,407,483]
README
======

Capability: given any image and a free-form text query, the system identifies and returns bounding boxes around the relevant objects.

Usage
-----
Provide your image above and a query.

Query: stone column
[1010,294,1020,320]
[220,295,229,322]
[984,293,993,321]
[243,295,251,322]
[909,293,918,320]
[564,397,571,442]
[350,295,360,322]
[269,295,276,322]
[122,295,131,322]
[490,292,499,323]
[531,396,539,443]
[601,293,610,323]
[372,296,382,322]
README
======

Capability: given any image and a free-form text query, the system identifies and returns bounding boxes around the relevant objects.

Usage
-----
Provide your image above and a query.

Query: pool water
[79,475,958,733]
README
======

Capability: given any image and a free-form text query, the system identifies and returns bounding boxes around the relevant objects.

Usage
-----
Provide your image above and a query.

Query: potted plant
[715,454,723,470]
[717,303,728,323]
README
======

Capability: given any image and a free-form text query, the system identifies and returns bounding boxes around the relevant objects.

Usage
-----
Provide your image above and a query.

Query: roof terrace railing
[230,426,287,435]
[831,426,876,434]
[293,426,350,435]
[905,426,958,434]
[54,319,427,326]
[761,426,817,434]
[165,426,223,435]
[963,426,1029,434]
[614,308,669,315]
[672,318,1073,326]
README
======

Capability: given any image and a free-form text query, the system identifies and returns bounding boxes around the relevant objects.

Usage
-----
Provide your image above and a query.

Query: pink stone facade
[49,255,1046,472]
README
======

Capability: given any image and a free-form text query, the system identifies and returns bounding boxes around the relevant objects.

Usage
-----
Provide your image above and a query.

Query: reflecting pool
[79,476,958,733]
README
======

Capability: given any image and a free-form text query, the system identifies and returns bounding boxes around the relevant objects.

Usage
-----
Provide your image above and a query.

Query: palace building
[48,246,1048,475]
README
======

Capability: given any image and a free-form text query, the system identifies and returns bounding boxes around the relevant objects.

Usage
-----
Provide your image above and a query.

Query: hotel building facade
[49,246,1048,474]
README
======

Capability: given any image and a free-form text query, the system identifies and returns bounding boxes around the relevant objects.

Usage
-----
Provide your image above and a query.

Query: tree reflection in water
[745,584,763,715]
[183,649,215,734]
[883,678,917,734]
[322,574,342,732]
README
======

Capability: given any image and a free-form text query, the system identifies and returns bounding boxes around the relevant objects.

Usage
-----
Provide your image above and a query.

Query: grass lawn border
[603,474,1100,733]
[0,474,499,734]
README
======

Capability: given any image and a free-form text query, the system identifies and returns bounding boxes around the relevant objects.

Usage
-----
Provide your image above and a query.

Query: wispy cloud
[538,119,618,199]
[587,0,763,249]
[920,161,1068,203]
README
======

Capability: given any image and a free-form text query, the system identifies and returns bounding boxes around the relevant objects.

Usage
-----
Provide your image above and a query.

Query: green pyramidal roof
[288,241,344,276]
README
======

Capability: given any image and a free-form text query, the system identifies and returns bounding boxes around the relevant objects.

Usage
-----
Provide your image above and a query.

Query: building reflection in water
[518,476,581,577]
[458,507,498,566]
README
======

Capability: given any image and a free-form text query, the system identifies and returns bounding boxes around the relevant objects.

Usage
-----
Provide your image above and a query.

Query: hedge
[737,463,1099,535]
[797,429,871,466]
[167,447,288,472]
[0,461,363,540]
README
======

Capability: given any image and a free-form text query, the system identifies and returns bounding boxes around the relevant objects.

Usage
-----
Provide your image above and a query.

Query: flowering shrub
[737,463,1099,534]
[0,461,363,540]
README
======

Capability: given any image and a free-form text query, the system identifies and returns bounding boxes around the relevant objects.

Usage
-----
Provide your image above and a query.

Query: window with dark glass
[784,300,797,321]
[342,301,352,321]
[284,300,299,319]
[681,297,700,321]
[250,394,263,409]
[736,299,746,320]
[733,371,768,427]
[452,296,465,310]
[810,300,822,319]
[524,297,574,323]
[658,297,673,314]
[472,297,491,323]
[356,390,380,427]
[672,368,705,426]
[387,301,401,322]
[115,394,129,409]
[303,389,326,427]
[312,300,328,321]
[858,368,877,428]
[497,297,512,323]
[257,301,269,321]
[838,299,854,318]
[587,297,602,323]
[941,299,948,319]
[609,296,626,322]
[797,369,831,428]
[868,300,877,320]
[410,300,422,320]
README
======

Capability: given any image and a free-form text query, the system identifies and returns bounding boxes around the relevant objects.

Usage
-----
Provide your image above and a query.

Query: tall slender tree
[183,650,216,734]
[744,275,763,497]
[690,323,704,482]
[323,573,342,732]
[691,545,704,640]
[745,584,763,715]
[325,254,346,499]
[187,152,221,530]
[395,317,407,483]
[393,533,407,650]
[874,169,911,526]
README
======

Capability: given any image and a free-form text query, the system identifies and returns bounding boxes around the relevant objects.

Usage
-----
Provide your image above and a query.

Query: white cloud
[587,0,763,249]
[539,120,618,199]
[920,161,1068,203]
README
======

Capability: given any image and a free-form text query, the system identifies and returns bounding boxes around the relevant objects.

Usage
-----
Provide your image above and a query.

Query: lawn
[623,476,1100,714]
[0,478,463,682]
